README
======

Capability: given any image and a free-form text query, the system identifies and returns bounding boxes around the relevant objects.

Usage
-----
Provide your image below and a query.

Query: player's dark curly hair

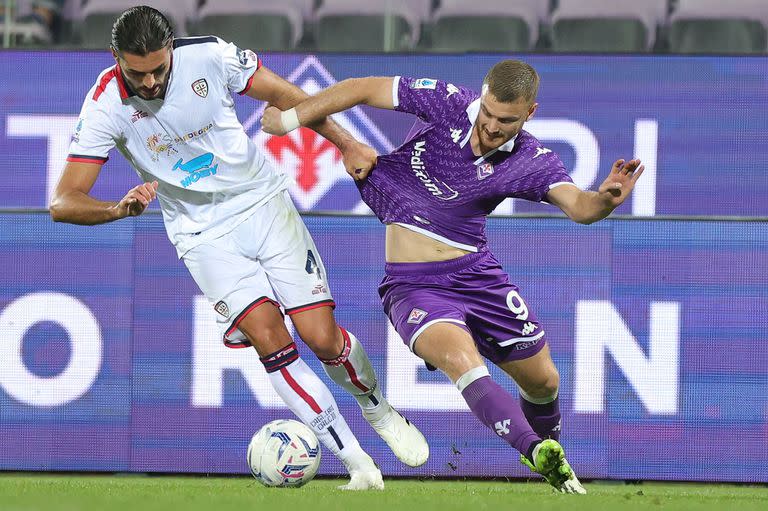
[483,60,540,104]
[111,5,173,56]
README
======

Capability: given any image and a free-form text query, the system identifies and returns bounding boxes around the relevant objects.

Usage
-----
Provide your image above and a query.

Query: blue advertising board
[0,213,766,482]
[1,51,767,216]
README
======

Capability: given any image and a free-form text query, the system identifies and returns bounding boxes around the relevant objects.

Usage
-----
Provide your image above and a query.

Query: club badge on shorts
[192,78,208,98]
[407,308,428,324]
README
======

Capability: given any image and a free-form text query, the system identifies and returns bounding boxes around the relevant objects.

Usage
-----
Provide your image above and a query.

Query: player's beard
[480,127,508,150]
[138,81,166,100]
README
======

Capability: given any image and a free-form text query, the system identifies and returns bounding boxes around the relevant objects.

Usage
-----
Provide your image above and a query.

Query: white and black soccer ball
[247,419,321,488]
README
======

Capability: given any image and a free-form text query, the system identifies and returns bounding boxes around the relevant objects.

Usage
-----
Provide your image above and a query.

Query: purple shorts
[379,250,547,365]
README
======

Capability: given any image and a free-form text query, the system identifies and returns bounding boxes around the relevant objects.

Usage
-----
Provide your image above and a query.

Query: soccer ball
[247,419,321,487]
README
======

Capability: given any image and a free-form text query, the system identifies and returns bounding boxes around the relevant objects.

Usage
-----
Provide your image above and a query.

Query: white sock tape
[280,107,300,133]
[455,365,490,392]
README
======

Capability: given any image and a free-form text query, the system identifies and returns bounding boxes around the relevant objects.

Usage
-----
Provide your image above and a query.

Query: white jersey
[68,36,288,257]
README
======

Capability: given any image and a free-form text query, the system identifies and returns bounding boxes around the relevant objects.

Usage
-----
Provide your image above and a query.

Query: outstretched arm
[261,77,396,136]
[547,158,644,224]
[246,67,381,179]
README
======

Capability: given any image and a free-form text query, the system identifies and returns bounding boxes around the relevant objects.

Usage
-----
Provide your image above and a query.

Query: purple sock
[461,376,541,459]
[520,395,561,442]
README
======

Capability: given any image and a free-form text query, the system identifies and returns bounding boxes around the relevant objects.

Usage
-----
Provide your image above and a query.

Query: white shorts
[183,191,334,347]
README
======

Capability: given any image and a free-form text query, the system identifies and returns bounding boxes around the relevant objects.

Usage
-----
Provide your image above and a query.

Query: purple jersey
[358,77,574,252]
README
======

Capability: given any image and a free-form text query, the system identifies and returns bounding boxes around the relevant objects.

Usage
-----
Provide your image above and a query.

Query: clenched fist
[116,181,159,218]
[261,105,287,135]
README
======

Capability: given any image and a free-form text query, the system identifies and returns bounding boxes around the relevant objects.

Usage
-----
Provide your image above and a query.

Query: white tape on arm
[280,108,301,133]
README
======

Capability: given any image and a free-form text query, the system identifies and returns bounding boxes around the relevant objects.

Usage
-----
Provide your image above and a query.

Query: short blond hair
[483,60,539,104]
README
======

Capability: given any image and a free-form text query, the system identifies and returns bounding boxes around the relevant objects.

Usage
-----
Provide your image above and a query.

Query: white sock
[320,328,387,419]
[260,342,373,471]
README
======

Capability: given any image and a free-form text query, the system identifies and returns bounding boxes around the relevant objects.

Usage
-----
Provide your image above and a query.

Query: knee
[520,368,560,401]
[301,323,343,360]
[434,350,485,383]
[249,324,293,352]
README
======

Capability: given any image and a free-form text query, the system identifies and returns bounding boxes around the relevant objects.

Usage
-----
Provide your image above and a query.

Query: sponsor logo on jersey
[407,308,428,324]
[410,141,459,200]
[412,78,437,90]
[238,48,258,67]
[172,152,219,188]
[246,57,393,211]
[533,147,552,159]
[146,133,179,162]
[72,118,83,142]
[446,83,460,98]
[477,162,494,180]
[191,78,208,98]
[173,123,214,144]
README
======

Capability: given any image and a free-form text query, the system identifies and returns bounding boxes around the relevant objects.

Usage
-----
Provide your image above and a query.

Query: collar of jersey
[114,63,134,99]
[462,97,517,153]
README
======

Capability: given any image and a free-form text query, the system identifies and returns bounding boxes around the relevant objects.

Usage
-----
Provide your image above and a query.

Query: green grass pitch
[1,474,766,511]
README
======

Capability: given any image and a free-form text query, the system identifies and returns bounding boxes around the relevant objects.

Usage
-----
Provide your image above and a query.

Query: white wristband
[280,107,301,133]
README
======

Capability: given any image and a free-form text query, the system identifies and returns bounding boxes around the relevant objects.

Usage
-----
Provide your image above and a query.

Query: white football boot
[363,403,429,467]
[338,453,384,491]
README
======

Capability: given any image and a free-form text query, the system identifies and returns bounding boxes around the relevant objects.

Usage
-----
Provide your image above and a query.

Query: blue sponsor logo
[172,152,218,188]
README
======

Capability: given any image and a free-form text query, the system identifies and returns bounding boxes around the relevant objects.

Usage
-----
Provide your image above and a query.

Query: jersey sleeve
[66,90,117,164]
[507,149,576,203]
[393,76,475,124]
[217,38,261,95]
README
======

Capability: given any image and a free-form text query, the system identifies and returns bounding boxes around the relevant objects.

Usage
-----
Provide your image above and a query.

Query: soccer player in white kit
[49,6,428,489]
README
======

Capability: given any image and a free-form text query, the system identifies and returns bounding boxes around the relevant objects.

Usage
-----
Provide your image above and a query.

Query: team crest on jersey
[146,133,178,162]
[477,162,494,180]
[407,308,428,325]
[191,78,208,98]
[246,56,394,211]
[214,300,230,318]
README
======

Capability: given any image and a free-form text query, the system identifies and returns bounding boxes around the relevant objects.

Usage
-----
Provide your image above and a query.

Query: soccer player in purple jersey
[262,61,644,494]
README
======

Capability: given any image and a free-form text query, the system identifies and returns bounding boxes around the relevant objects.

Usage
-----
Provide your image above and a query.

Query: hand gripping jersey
[358,77,576,252]
[68,36,288,257]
